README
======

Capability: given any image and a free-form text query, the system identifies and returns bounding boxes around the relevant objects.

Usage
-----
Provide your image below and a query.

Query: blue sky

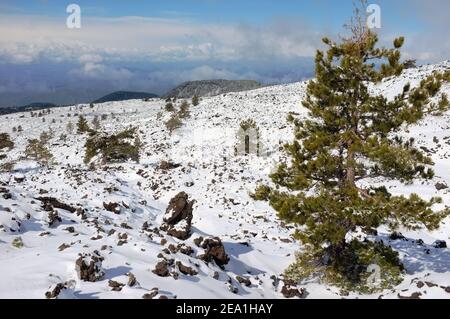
[0,0,448,107]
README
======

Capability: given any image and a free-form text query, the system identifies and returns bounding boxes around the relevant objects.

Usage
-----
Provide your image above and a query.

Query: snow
[1,61,450,299]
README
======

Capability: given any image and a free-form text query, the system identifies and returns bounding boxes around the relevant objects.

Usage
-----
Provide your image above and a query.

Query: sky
[0,0,449,107]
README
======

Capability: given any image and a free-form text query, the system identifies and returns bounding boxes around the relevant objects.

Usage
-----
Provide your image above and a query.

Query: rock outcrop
[160,192,195,240]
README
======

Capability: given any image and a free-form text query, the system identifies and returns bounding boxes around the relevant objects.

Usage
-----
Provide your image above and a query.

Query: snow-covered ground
[1,61,450,299]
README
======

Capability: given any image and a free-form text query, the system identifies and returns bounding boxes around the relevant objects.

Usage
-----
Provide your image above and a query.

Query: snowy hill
[1,61,450,299]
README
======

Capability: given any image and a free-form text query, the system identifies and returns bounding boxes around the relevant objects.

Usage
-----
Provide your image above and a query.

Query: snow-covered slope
[1,61,450,299]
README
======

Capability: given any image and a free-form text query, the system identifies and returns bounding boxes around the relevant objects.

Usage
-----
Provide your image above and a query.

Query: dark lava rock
[108,280,125,291]
[103,202,121,214]
[176,261,198,276]
[435,182,449,191]
[47,211,62,227]
[281,285,308,299]
[398,292,422,299]
[153,260,170,277]
[433,240,447,248]
[236,276,251,287]
[75,253,105,282]
[45,283,67,299]
[160,192,195,240]
[37,197,77,213]
[389,232,406,240]
[196,237,230,267]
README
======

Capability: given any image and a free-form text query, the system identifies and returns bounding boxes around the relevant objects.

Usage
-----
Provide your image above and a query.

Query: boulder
[153,260,170,277]
[281,284,308,299]
[196,236,230,267]
[435,182,449,191]
[433,240,447,248]
[161,192,195,240]
[75,252,105,282]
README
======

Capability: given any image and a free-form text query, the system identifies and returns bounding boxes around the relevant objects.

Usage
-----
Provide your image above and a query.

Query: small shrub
[25,139,54,166]
[179,101,190,119]
[77,115,91,134]
[165,115,182,133]
[0,133,14,150]
[192,95,199,106]
[165,102,175,112]
[84,128,141,165]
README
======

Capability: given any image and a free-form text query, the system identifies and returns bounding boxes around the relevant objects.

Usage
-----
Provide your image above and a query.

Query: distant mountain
[0,102,58,115]
[163,79,262,99]
[92,91,158,104]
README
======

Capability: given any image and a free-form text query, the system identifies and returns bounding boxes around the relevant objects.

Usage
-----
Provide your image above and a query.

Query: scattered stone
[236,276,251,287]
[108,280,125,291]
[176,261,198,276]
[433,240,447,248]
[103,202,120,214]
[281,284,308,299]
[47,211,62,227]
[227,284,239,294]
[213,271,220,280]
[143,288,159,299]
[158,161,181,170]
[153,260,170,277]
[196,237,230,267]
[397,292,422,299]
[416,281,425,289]
[45,283,66,299]
[160,192,195,240]
[58,243,70,251]
[435,182,448,191]
[36,197,77,213]
[127,272,138,287]
[75,252,105,282]
[389,232,406,240]
[64,226,75,233]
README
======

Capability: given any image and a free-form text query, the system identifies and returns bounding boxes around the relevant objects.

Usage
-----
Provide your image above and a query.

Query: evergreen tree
[84,127,140,165]
[77,115,91,134]
[66,121,74,134]
[0,133,14,150]
[192,95,200,106]
[92,115,101,130]
[178,101,191,119]
[25,139,54,166]
[254,5,450,292]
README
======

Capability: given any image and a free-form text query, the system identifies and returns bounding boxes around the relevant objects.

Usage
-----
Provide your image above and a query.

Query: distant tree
[77,115,91,134]
[92,115,101,130]
[0,133,14,151]
[165,102,175,112]
[192,95,200,106]
[25,139,54,166]
[253,2,450,292]
[165,115,182,133]
[84,127,140,165]
[178,101,191,119]
[66,121,74,134]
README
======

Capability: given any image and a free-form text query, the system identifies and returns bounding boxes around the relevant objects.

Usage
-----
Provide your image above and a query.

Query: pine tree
[92,115,101,130]
[66,121,74,134]
[254,4,450,292]
[178,101,191,119]
[25,139,54,166]
[77,115,91,134]
[0,133,14,150]
[192,95,200,106]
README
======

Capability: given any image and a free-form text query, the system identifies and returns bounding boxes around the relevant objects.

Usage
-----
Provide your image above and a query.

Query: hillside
[0,102,58,116]
[93,91,158,104]
[163,79,262,99]
[1,62,450,299]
